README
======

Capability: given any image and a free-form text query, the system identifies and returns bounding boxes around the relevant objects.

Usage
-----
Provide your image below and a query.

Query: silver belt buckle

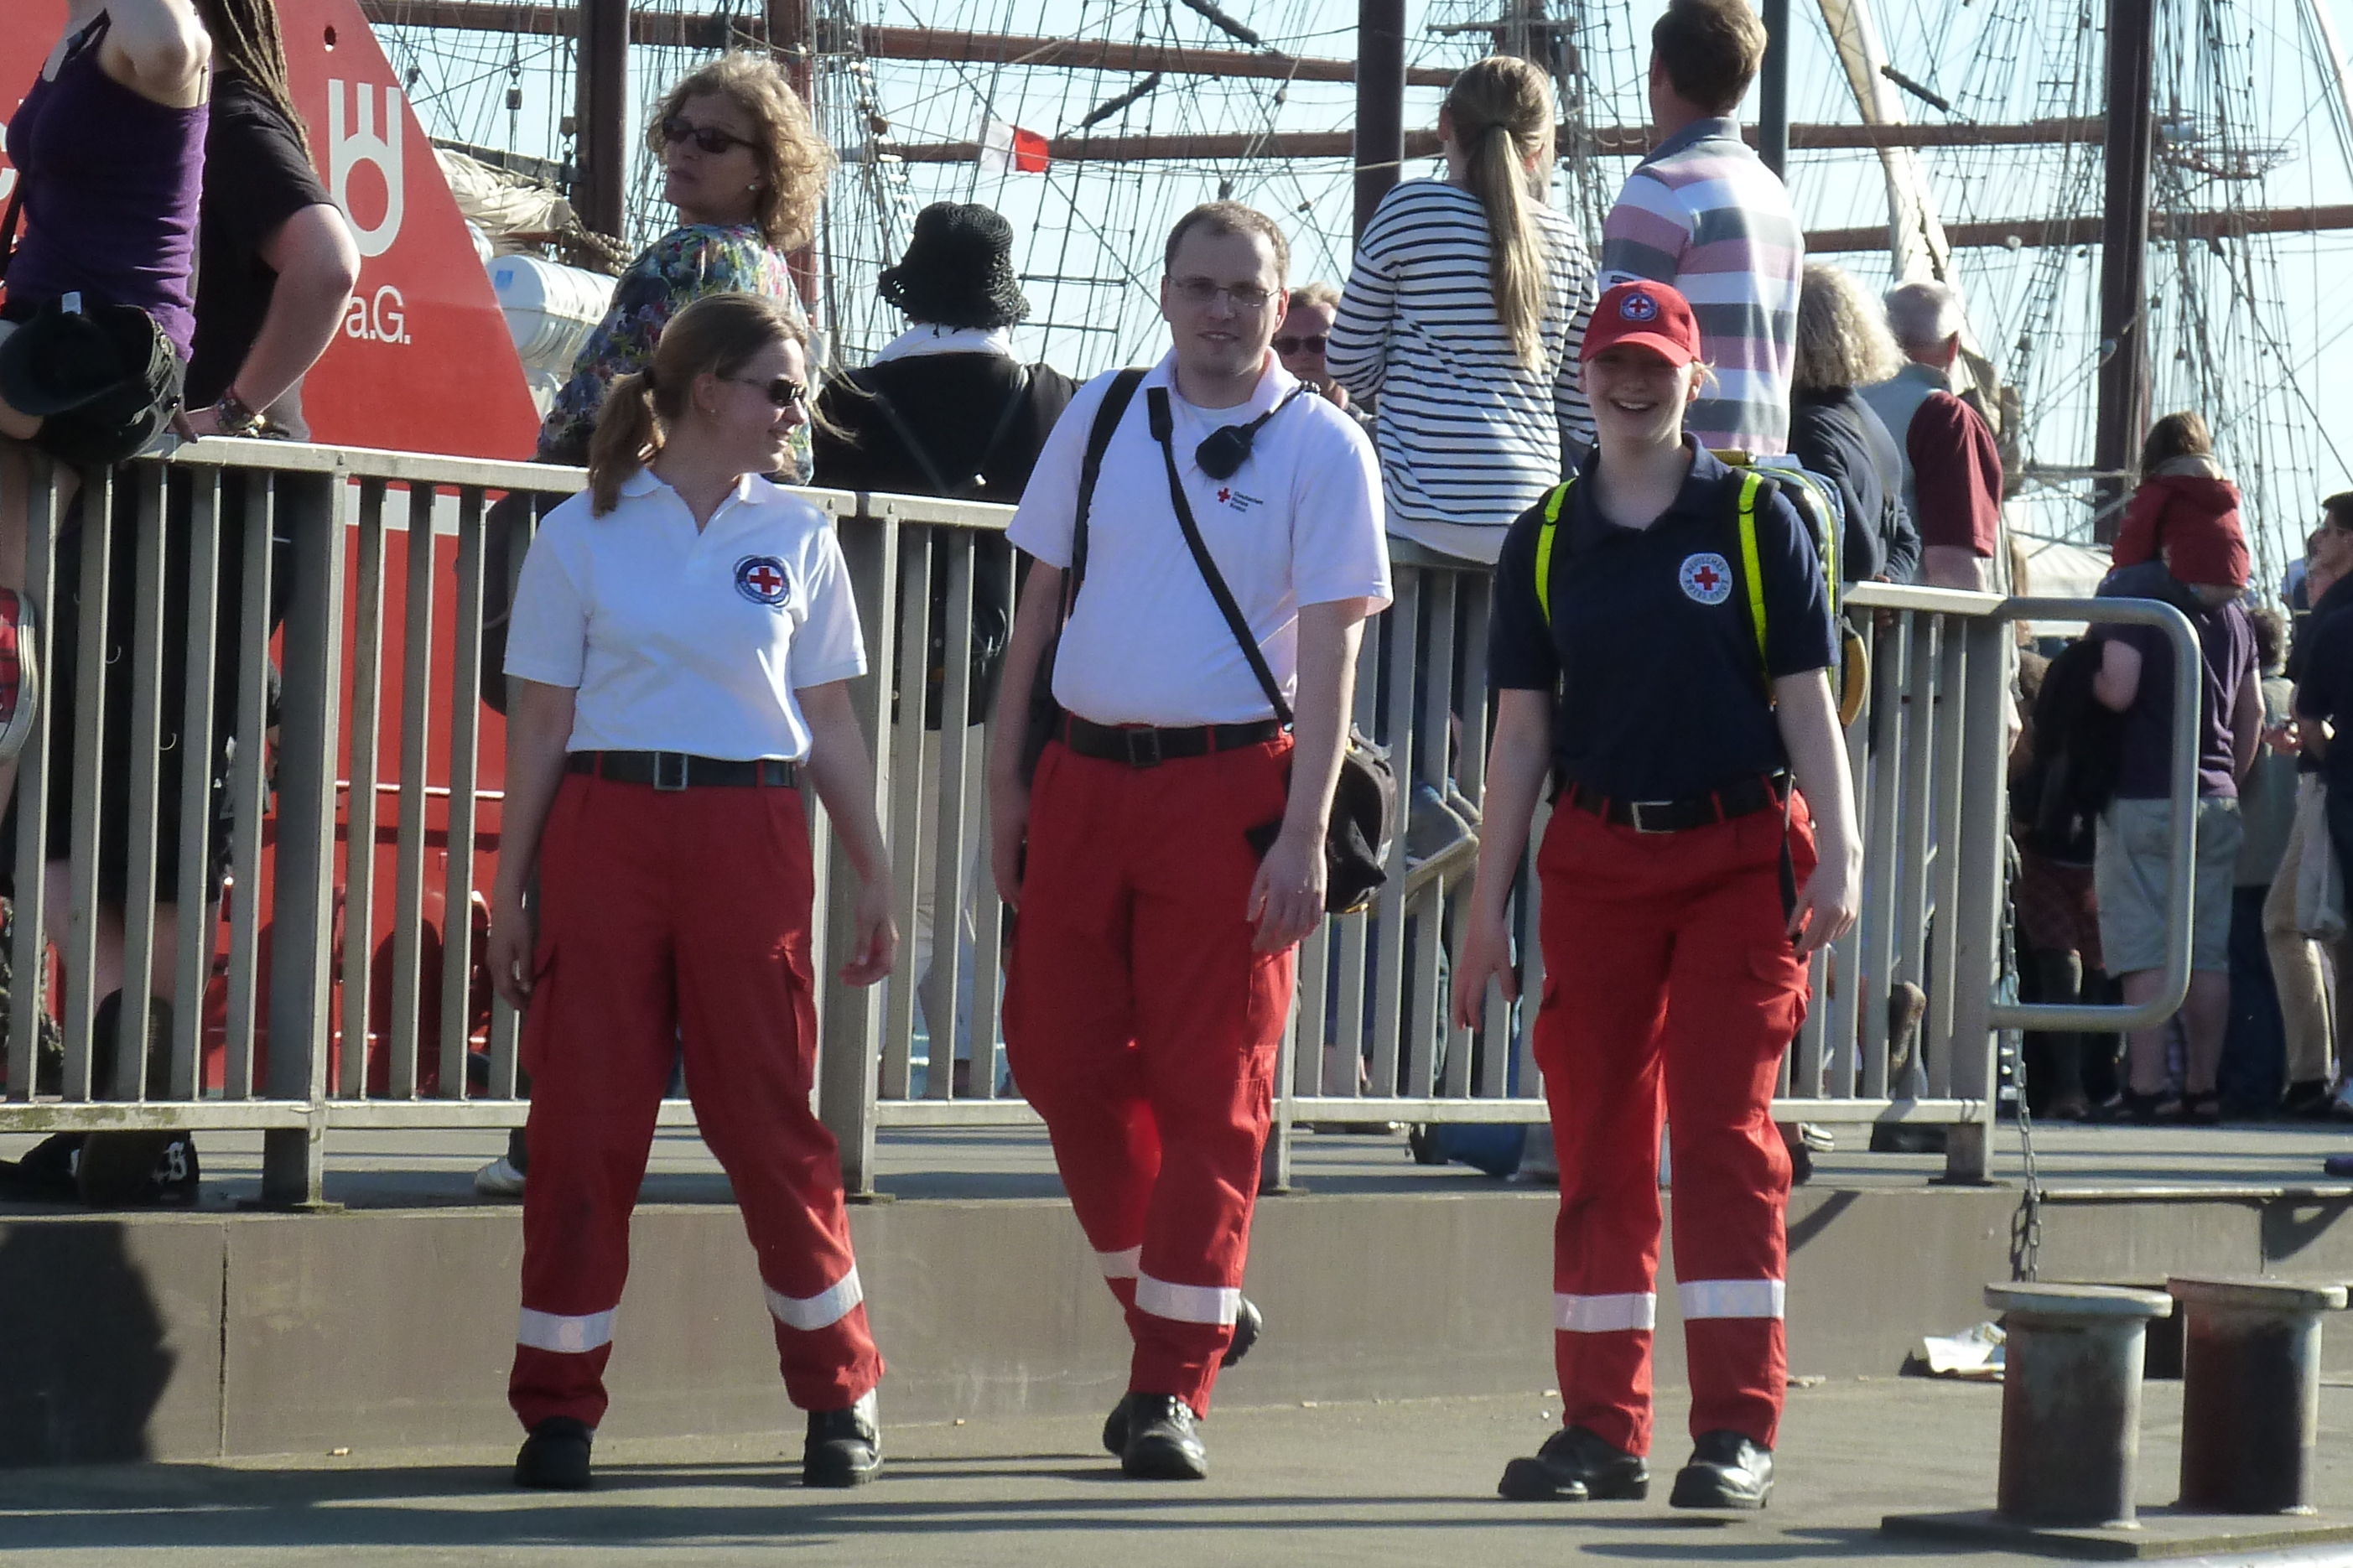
[1629,800,1675,834]
[653,752,690,792]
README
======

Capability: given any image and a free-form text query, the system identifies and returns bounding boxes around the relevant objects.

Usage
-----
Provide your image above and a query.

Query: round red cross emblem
[735,554,792,606]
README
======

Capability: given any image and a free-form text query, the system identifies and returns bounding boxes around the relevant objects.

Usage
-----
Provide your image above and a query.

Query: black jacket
[1788,387,1920,586]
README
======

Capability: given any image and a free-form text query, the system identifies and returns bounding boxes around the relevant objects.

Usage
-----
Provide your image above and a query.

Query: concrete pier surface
[8,1378,2353,1566]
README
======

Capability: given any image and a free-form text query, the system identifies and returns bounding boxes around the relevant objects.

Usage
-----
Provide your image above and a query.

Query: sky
[378,0,2353,581]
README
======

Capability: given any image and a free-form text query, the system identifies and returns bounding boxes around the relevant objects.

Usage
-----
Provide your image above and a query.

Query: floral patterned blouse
[535,222,802,464]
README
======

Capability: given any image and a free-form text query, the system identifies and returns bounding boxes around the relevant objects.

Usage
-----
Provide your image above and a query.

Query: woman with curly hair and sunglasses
[534,51,832,465]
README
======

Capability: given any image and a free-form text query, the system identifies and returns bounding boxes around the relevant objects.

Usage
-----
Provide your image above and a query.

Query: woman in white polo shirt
[486,291,897,1493]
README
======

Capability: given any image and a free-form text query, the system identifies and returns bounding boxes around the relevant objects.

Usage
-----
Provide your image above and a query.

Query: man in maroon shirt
[1859,282,2003,590]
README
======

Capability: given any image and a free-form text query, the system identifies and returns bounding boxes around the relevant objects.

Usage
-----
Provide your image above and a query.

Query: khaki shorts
[2094,795,2244,976]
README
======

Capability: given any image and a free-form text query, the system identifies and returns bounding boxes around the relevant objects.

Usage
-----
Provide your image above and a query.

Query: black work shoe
[514,1416,594,1489]
[1221,1295,1263,1368]
[1498,1424,1649,1502]
[1669,1430,1774,1509]
[1119,1393,1208,1480]
[74,1130,184,1207]
[803,1390,882,1487]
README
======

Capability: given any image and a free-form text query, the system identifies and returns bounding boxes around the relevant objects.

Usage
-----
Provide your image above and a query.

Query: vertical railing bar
[1407,575,1454,1104]
[880,529,928,1101]
[439,488,487,1099]
[1857,614,1909,1101]
[340,480,388,1098]
[1332,620,1380,1094]
[961,739,1001,1098]
[926,534,974,1101]
[116,468,169,1101]
[1294,920,1331,1097]
[8,457,60,1101]
[1827,672,1873,1099]
[1926,616,1972,1099]
[387,485,438,1099]
[168,472,222,1099]
[1368,569,1420,1103]
[219,474,273,1096]
[1893,615,1940,1102]
[60,465,115,1100]
[1515,799,1550,1098]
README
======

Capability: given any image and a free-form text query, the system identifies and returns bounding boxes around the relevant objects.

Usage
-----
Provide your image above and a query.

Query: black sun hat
[875,202,1029,330]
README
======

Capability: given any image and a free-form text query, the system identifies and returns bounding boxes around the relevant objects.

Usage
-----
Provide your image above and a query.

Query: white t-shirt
[505,468,867,760]
[1006,352,1392,727]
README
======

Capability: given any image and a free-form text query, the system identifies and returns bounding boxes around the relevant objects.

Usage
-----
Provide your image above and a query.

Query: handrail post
[262,469,345,1207]
[818,502,897,1198]
[1941,614,2010,1183]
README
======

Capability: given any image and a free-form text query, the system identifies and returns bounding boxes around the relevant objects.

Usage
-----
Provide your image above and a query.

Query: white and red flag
[979,117,1050,174]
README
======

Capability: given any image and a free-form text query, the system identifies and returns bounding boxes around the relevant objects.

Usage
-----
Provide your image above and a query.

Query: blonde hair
[587,292,806,515]
[1792,262,1901,392]
[1445,57,1556,372]
[1288,281,1342,312]
[649,52,833,252]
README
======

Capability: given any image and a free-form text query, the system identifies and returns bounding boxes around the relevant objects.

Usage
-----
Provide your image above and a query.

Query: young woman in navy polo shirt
[1454,280,1861,1512]
[487,291,897,1492]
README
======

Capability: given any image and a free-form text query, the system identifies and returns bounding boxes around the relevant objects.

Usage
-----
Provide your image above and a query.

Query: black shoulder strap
[851,371,953,496]
[1065,366,1145,609]
[0,177,23,284]
[856,361,1036,501]
[1145,386,1294,728]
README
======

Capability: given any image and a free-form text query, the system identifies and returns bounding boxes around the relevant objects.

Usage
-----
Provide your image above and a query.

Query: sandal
[2178,1090,2224,1125]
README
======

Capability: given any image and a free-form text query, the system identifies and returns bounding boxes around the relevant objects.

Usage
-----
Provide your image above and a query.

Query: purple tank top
[4,15,206,356]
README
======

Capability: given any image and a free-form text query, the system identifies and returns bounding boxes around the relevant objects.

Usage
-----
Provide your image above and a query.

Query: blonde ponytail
[1447,56,1556,372]
[580,292,808,516]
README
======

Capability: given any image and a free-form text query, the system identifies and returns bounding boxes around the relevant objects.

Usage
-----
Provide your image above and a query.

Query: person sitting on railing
[0,0,210,809]
[810,201,1074,1091]
[532,51,827,467]
[2106,413,2241,578]
[486,292,897,1492]
[2091,510,2262,1123]
[990,201,1390,1482]
[0,0,358,1211]
[1327,54,1597,569]
[1455,280,1862,1513]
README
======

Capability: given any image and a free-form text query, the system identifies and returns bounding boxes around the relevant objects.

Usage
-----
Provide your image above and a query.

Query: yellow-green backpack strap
[1737,471,1769,668]
[1535,480,1575,626]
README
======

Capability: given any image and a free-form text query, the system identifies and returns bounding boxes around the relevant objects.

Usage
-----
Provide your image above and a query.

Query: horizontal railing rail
[0,439,2040,1197]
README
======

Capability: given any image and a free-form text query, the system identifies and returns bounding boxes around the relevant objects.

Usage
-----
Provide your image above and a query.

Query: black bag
[2018,635,2123,864]
[0,178,185,468]
[1144,387,1396,914]
[1020,366,1145,783]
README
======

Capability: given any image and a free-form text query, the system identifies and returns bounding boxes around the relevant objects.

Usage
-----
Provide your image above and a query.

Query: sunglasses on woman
[730,376,808,409]
[1272,334,1329,355]
[662,115,757,156]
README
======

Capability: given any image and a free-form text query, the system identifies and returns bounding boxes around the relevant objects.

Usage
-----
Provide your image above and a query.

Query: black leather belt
[1058,713,1283,769]
[568,750,800,791]
[1561,771,1789,834]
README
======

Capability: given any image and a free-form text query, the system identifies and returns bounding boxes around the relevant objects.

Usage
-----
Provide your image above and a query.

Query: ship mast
[576,0,630,239]
[1356,0,1407,236]
[2092,0,2158,536]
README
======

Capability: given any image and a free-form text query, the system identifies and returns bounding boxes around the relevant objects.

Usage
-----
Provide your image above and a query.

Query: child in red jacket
[2111,411,2250,584]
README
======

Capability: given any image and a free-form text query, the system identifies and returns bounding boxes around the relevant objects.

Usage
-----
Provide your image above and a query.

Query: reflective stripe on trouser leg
[510,773,680,1434]
[1534,804,1674,1456]
[673,784,883,1414]
[1095,1246,1143,1312]
[1663,798,1816,1449]
[1005,738,1294,1416]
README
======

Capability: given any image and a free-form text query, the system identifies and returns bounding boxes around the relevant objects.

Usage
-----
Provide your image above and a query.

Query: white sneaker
[473,1155,526,1199]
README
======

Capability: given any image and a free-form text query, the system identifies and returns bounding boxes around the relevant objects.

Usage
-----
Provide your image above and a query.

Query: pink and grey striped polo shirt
[1599,117,1804,454]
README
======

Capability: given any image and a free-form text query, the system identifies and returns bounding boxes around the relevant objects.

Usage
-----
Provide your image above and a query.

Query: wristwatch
[211,386,265,437]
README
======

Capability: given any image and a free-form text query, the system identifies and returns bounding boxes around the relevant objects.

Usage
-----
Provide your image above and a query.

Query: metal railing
[0,439,2192,1200]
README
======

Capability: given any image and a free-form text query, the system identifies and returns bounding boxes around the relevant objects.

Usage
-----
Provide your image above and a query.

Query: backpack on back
[2015,636,2122,864]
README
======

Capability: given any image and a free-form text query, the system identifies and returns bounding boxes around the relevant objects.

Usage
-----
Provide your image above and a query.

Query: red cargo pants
[1534,789,1815,1455]
[1003,735,1296,1415]
[507,771,884,1430]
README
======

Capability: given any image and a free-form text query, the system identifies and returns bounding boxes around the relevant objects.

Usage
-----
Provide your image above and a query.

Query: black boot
[1102,1296,1260,1456]
[1497,1425,1649,1502]
[803,1390,882,1487]
[1118,1393,1207,1480]
[1668,1430,1774,1509]
[513,1416,594,1489]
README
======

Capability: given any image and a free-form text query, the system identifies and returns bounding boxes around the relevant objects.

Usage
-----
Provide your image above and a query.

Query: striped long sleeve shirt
[1599,117,1803,455]
[1327,180,1597,565]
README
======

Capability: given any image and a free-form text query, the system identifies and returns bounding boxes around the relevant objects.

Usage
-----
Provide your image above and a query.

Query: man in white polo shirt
[990,201,1390,1481]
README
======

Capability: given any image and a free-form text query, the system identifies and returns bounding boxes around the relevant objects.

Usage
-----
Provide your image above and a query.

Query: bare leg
[2180,969,2231,1098]
[2118,969,2170,1096]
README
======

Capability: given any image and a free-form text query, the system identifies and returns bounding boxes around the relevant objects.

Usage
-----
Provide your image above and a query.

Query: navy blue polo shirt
[1488,441,1835,802]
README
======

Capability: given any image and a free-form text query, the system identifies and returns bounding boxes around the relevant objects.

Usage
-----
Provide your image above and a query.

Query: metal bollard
[2169,1276,2349,1515]
[1985,1282,2175,1529]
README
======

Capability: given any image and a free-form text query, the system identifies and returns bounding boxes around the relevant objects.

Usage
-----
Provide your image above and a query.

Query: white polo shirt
[1007,352,1391,727]
[505,467,866,760]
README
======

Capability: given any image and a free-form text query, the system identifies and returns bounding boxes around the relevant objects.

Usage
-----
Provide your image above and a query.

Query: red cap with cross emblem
[1581,280,1703,366]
